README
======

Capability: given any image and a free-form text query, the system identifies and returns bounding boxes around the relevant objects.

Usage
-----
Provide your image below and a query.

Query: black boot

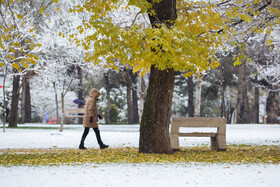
[79,144,87,149]
[79,138,87,149]
[100,144,109,149]
[93,128,109,149]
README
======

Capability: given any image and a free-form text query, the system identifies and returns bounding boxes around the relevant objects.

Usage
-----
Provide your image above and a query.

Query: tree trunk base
[139,65,175,154]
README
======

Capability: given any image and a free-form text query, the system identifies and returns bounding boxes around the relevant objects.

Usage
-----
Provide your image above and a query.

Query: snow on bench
[170,117,227,151]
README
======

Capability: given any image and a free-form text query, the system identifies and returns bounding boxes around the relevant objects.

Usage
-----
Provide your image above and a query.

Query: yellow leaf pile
[0,145,279,166]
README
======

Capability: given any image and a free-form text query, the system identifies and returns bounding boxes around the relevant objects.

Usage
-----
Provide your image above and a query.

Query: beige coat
[83,88,100,128]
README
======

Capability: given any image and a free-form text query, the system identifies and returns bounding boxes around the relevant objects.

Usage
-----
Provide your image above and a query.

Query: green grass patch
[2,126,74,130]
[1,145,279,166]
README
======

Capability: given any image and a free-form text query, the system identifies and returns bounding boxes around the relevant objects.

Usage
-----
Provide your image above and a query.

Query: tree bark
[187,76,194,117]
[139,65,175,153]
[9,75,21,127]
[266,88,279,124]
[21,76,31,123]
[236,61,250,123]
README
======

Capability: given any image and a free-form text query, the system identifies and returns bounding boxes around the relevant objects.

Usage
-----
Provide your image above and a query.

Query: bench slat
[172,117,226,127]
[178,132,217,137]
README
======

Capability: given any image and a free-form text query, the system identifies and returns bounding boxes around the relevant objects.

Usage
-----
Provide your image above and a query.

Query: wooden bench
[64,108,85,124]
[170,117,227,151]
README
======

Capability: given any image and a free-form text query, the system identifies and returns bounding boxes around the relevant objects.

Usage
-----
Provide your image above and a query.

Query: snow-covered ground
[1,124,280,187]
[2,163,279,187]
[1,124,279,149]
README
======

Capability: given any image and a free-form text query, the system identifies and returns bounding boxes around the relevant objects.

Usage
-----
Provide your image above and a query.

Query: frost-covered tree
[247,29,280,124]
[217,0,280,124]
[0,0,54,130]
[35,0,90,131]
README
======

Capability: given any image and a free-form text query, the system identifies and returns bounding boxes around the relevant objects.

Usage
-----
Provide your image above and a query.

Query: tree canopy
[73,0,279,77]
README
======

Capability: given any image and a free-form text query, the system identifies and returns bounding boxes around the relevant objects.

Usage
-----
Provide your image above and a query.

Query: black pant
[80,127,103,145]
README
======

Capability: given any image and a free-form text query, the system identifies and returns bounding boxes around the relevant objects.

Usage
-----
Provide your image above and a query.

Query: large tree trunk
[9,75,21,127]
[187,76,194,117]
[139,0,177,154]
[253,75,259,124]
[266,88,279,124]
[21,76,31,124]
[236,61,250,123]
[139,65,175,153]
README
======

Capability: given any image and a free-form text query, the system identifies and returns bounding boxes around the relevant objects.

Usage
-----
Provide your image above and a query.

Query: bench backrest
[172,117,226,127]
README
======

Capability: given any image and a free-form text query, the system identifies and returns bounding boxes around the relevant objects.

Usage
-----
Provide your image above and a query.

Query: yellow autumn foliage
[74,0,280,73]
[0,145,279,166]
[77,0,225,76]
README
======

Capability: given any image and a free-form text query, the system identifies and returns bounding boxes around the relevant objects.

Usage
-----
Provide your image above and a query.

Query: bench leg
[211,137,218,151]
[211,136,226,151]
[170,135,180,151]
[216,126,226,151]
[216,134,226,151]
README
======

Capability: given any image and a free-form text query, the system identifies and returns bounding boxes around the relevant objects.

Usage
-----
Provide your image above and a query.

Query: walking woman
[79,88,109,149]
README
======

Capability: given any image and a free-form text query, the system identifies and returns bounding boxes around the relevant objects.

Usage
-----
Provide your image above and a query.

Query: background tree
[76,65,84,124]
[131,71,139,124]
[236,60,250,123]
[124,67,139,124]
[172,72,189,117]
[187,76,194,117]
[0,0,54,129]
[102,69,125,124]
[216,0,280,124]
[36,0,87,130]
